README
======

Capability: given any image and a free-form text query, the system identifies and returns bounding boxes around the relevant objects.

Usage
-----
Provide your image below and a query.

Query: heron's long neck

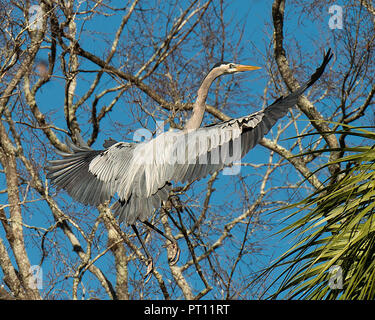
[184,68,221,130]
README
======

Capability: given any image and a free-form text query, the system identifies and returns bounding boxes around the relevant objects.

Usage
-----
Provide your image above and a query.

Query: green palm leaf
[266,124,375,300]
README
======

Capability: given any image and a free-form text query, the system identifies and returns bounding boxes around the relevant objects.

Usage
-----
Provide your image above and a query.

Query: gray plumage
[46,50,332,225]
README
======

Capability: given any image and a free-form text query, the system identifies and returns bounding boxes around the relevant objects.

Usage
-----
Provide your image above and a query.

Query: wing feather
[46,140,115,206]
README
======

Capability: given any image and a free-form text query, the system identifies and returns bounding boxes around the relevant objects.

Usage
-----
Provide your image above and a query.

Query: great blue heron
[47,49,332,275]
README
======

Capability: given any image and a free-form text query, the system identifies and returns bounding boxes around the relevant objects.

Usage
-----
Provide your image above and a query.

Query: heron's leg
[142,220,174,243]
[142,220,180,265]
[131,224,153,283]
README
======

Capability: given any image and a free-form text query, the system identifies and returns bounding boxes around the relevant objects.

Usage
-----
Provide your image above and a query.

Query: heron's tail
[112,183,172,225]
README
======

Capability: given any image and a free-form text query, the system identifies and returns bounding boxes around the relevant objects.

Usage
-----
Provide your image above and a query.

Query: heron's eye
[229,63,235,69]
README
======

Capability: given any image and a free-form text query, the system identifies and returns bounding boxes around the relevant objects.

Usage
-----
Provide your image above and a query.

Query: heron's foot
[144,258,154,284]
[167,242,180,266]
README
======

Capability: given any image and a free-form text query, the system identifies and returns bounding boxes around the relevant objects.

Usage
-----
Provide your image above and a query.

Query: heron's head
[212,61,261,75]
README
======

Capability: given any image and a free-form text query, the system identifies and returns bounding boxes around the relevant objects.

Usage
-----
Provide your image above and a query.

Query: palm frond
[265,124,375,300]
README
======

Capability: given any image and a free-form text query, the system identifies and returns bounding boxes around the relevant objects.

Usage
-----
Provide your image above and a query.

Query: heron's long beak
[235,64,261,72]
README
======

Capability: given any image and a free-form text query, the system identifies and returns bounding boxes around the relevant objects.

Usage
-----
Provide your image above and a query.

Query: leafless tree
[0,0,373,299]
